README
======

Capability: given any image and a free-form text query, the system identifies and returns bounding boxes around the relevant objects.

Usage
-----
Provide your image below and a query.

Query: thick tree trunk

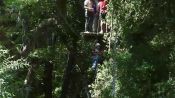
[43,61,53,98]
[60,48,76,98]
[56,0,87,97]
[56,0,67,17]
[23,58,41,98]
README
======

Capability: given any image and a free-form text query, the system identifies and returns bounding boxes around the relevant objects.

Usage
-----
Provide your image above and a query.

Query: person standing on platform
[84,0,96,33]
[97,0,108,33]
[92,0,99,33]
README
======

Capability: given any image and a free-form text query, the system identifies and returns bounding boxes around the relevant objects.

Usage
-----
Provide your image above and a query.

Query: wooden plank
[81,32,103,36]
[80,32,104,43]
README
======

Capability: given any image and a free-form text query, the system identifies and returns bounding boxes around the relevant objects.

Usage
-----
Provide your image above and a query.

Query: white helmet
[95,43,100,47]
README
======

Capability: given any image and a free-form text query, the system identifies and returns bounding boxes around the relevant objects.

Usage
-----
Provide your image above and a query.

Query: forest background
[0,0,175,98]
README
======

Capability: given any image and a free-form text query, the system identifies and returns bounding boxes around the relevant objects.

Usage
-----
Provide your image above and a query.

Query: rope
[108,1,114,52]
[21,19,26,52]
[107,1,117,97]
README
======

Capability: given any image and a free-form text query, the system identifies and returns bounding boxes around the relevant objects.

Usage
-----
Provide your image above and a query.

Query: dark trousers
[85,11,94,32]
[92,55,100,70]
[93,14,99,33]
[90,55,101,82]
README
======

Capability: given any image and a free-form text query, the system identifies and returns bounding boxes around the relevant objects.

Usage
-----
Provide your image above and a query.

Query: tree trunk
[23,58,41,98]
[43,61,53,98]
[56,0,67,17]
[60,47,76,98]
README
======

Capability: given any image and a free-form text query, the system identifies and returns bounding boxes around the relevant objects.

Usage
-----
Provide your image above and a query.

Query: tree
[1,0,175,98]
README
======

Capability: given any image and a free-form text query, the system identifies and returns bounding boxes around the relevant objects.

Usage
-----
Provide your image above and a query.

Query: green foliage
[0,46,29,74]
[108,0,175,97]
[93,0,175,97]
[90,61,113,98]
[91,50,132,98]
[0,46,29,97]
[1,0,175,97]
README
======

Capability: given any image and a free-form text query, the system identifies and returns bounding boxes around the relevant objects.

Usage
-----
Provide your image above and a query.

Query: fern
[0,46,30,97]
[0,49,29,74]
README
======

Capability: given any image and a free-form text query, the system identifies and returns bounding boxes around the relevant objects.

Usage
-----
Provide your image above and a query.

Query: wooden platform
[81,32,103,36]
[80,31,107,51]
[80,32,104,42]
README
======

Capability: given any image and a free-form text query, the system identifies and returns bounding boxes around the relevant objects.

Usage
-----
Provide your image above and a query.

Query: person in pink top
[97,0,108,33]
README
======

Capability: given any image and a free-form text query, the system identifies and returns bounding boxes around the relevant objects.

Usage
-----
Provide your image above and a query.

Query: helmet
[95,43,101,47]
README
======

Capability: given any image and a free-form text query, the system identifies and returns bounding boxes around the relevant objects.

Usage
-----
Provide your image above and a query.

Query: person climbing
[84,0,96,33]
[97,0,108,33]
[91,42,102,70]
[89,42,103,83]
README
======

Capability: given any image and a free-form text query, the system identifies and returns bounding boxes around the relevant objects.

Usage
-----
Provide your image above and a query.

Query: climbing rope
[21,17,30,53]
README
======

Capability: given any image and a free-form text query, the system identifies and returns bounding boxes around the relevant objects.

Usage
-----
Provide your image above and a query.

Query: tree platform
[81,32,103,37]
[81,32,104,41]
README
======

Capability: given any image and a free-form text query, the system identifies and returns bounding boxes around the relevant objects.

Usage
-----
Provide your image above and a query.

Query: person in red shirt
[97,0,108,33]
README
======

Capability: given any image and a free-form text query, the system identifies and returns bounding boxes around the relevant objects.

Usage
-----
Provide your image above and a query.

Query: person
[92,0,99,33]
[84,0,96,33]
[97,0,108,33]
[89,42,103,83]
[91,42,102,70]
